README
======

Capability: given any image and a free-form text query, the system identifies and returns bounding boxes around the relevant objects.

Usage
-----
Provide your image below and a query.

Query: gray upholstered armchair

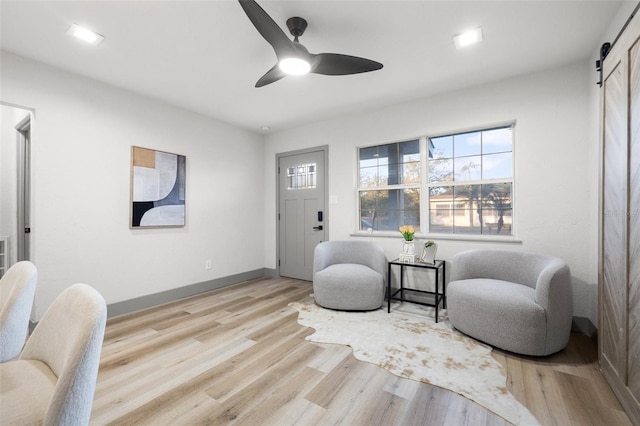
[313,240,386,311]
[447,249,573,356]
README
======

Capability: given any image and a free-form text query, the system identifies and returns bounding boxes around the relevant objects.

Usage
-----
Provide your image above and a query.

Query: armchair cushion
[0,360,56,424]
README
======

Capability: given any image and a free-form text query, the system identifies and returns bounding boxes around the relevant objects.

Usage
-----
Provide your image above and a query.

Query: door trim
[275,145,328,278]
[16,115,31,262]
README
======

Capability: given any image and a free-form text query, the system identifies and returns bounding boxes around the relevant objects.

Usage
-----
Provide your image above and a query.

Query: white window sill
[349,231,523,244]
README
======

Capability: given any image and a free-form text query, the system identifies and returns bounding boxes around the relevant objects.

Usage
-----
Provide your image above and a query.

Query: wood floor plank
[304,355,365,409]
[310,362,390,425]
[204,327,315,401]
[234,366,325,426]
[90,277,632,425]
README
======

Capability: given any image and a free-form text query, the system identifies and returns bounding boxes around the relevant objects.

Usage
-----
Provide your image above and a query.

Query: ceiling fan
[238,0,383,87]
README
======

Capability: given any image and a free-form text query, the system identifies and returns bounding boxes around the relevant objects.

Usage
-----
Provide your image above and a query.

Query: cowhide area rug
[289,299,540,426]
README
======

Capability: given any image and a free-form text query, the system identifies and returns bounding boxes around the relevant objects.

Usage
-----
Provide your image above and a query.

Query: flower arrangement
[399,225,415,241]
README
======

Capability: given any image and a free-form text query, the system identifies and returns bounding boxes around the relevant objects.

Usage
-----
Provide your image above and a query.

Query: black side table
[387,259,446,322]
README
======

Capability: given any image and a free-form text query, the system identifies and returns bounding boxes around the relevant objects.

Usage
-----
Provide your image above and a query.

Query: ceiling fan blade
[311,53,383,76]
[238,0,295,58]
[255,63,287,88]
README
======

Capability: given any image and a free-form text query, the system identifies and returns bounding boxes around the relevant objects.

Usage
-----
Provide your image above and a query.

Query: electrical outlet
[205,259,212,270]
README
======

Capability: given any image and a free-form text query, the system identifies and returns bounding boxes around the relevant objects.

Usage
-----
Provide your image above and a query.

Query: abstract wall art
[130,146,186,228]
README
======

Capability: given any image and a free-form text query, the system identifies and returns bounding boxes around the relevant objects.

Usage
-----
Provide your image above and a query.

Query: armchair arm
[313,242,332,275]
[534,260,572,314]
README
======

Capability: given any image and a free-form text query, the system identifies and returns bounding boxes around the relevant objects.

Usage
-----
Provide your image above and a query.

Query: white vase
[402,240,415,255]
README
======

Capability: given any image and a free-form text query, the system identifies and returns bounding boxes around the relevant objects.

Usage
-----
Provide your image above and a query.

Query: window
[428,127,513,235]
[287,163,316,190]
[358,140,420,231]
[357,125,514,237]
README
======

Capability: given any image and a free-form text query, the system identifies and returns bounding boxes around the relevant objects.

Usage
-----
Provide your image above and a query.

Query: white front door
[278,148,327,281]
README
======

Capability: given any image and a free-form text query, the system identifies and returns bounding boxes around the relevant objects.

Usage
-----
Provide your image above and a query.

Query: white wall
[264,61,597,322]
[1,51,265,320]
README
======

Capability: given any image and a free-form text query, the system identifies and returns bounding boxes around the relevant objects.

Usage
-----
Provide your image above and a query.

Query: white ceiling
[0,0,624,133]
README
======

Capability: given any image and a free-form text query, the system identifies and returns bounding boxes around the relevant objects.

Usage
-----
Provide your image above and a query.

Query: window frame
[355,122,516,240]
[356,138,422,233]
[427,124,515,237]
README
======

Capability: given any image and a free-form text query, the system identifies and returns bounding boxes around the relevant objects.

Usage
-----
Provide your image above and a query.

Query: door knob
[313,225,323,231]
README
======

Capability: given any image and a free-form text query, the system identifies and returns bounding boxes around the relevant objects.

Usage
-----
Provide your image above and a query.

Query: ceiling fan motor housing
[287,17,308,38]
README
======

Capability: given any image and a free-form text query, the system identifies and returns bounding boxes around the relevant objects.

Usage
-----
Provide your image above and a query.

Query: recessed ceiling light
[67,24,104,46]
[453,27,483,49]
[261,126,270,131]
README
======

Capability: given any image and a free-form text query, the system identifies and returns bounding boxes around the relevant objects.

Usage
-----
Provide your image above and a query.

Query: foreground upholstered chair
[0,261,38,362]
[447,249,572,356]
[0,283,107,425]
[313,240,386,311]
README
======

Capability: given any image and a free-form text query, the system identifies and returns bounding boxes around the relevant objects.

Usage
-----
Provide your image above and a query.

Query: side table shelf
[387,259,446,323]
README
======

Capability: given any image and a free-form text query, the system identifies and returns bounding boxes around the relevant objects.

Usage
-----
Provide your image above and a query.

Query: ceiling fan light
[279,57,311,75]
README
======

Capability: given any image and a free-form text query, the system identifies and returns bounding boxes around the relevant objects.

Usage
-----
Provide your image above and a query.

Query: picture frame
[420,241,438,264]
[130,146,186,228]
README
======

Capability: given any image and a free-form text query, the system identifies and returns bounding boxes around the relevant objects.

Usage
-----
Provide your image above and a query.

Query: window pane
[359,191,376,211]
[402,161,421,184]
[482,182,512,211]
[360,211,376,231]
[429,158,453,183]
[359,146,378,168]
[482,152,512,179]
[403,209,420,229]
[359,166,377,188]
[377,145,389,165]
[378,164,389,186]
[359,188,420,232]
[308,165,316,187]
[454,210,482,234]
[429,210,452,233]
[429,184,452,233]
[454,184,482,208]
[482,127,512,154]
[402,188,420,209]
[429,186,453,209]
[297,172,306,188]
[386,163,399,185]
[359,140,422,188]
[430,136,453,159]
[454,132,481,157]
[482,209,512,235]
[359,190,381,230]
[454,156,481,181]
[386,188,399,208]
[401,139,420,162]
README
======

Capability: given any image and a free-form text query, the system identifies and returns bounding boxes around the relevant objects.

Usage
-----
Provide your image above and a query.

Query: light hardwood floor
[92,277,631,425]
